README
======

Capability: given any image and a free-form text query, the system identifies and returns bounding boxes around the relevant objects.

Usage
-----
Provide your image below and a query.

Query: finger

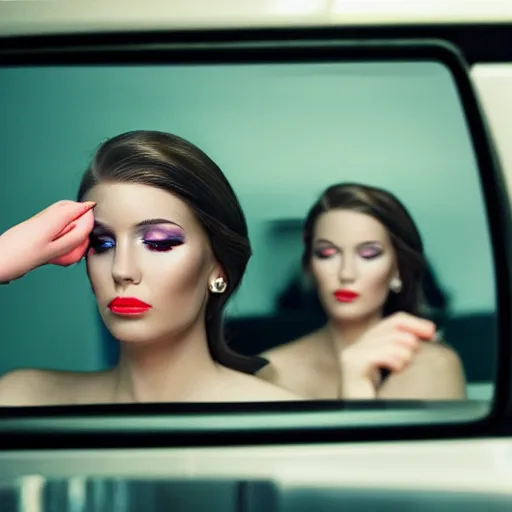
[53,222,77,241]
[50,237,90,266]
[389,312,436,340]
[73,208,95,233]
[44,201,96,236]
[374,356,405,373]
[385,344,414,365]
[52,204,95,241]
[48,210,94,257]
[31,200,82,223]
[379,346,415,372]
[52,201,97,241]
[392,331,420,351]
[70,201,96,220]
[31,200,73,218]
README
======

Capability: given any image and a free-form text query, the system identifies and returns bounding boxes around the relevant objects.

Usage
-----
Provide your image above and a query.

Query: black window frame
[0,31,511,450]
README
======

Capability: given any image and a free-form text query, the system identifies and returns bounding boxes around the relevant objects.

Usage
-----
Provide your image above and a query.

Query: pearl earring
[390,276,402,293]
[209,277,227,294]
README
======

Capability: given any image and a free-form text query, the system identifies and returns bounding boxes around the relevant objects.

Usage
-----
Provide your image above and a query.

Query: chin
[326,304,371,323]
[330,303,387,324]
[104,324,155,345]
[99,311,156,342]
[332,313,368,323]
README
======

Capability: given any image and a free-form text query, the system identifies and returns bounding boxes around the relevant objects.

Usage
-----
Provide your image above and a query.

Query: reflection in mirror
[257,183,466,400]
[0,60,496,406]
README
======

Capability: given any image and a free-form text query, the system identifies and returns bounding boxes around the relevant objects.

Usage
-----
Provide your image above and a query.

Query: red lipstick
[334,290,359,303]
[108,297,152,316]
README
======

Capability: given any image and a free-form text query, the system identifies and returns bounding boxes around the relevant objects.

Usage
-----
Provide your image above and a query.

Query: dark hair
[302,183,426,317]
[77,130,266,374]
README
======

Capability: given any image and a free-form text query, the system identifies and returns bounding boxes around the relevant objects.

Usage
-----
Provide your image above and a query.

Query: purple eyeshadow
[143,228,185,243]
[360,245,382,258]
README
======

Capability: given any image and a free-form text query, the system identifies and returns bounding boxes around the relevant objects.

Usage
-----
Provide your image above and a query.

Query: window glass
[0,60,496,407]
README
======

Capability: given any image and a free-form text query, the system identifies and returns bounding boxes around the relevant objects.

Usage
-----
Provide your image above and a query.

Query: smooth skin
[259,312,466,400]
[0,194,299,405]
[258,210,466,400]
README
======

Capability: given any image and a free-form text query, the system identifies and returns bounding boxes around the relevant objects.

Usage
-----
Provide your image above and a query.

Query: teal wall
[0,61,495,373]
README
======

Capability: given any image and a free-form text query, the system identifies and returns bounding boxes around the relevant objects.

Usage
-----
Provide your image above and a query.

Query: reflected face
[83,182,220,345]
[310,209,398,323]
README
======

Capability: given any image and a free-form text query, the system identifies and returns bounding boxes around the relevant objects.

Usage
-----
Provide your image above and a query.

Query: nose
[111,241,141,287]
[338,253,357,284]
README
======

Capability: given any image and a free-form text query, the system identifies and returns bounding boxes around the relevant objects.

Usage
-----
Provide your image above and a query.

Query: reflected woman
[258,183,466,400]
[0,130,299,405]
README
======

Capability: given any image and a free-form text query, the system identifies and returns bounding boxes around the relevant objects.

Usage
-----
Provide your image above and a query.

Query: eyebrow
[358,240,382,247]
[93,218,184,231]
[313,238,382,247]
[314,238,334,246]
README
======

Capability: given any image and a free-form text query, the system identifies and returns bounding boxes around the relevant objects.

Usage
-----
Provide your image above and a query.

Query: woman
[258,183,466,400]
[0,130,299,405]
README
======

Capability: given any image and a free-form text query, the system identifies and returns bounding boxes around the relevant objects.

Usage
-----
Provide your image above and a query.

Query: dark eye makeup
[88,225,186,255]
[88,227,115,255]
[142,228,185,252]
[88,234,115,254]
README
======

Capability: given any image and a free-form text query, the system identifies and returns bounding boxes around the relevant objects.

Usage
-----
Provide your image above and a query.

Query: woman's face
[83,182,221,345]
[309,209,398,324]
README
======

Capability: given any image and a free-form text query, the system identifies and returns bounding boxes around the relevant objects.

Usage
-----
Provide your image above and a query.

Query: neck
[111,320,220,403]
[326,313,383,354]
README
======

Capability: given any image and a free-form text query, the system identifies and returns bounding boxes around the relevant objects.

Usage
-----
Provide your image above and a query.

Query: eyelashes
[360,249,383,259]
[143,238,184,252]
[89,236,115,255]
[88,233,185,255]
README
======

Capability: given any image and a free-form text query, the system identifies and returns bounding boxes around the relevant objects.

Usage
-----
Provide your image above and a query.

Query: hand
[339,312,437,397]
[0,200,96,283]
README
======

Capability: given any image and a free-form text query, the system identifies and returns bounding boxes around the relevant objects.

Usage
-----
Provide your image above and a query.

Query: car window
[0,50,499,418]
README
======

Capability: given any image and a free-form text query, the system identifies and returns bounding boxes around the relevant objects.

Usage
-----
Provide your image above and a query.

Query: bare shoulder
[258,332,323,380]
[219,368,300,402]
[0,368,70,406]
[0,368,112,406]
[379,340,467,400]
[242,374,301,402]
[414,340,465,372]
[255,331,332,399]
